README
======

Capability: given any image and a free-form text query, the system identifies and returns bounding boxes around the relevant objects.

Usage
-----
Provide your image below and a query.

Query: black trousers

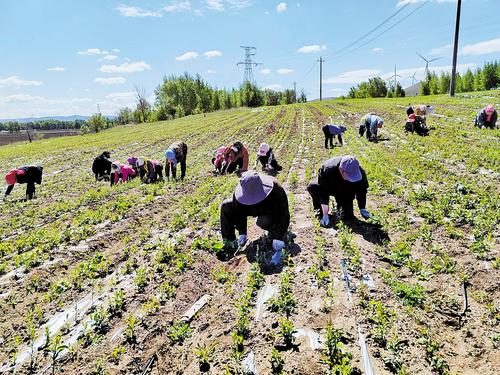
[306,179,354,218]
[220,199,273,241]
[322,126,343,148]
[26,182,36,199]
[226,158,243,174]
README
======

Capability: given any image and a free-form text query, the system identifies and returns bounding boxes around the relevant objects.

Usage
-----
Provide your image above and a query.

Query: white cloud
[176,51,199,61]
[47,67,66,72]
[203,50,222,59]
[397,0,456,6]
[116,4,163,17]
[164,1,192,12]
[277,68,294,75]
[324,69,382,84]
[94,77,126,85]
[113,49,120,53]
[429,44,452,56]
[0,75,43,88]
[371,48,383,53]
[297,44,326,53]
[105,92,136,101]
[265,84,282,90]
[99,61,151,73]
[227,0,251,9]
[260,68,271,75]
[207,70,217,74]
[277,2,287,12]
[77,48,109,56]
[206,0,224,11]
[101,55,118,61]
[460,38,500,56]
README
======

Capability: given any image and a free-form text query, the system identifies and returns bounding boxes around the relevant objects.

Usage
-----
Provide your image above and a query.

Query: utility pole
[449,0,462,97]
[237,46,262,84]
[318,57,324,101]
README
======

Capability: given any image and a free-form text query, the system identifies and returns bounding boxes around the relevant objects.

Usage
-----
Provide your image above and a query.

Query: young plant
[45,334,68,375]
[194,342,217,372]
[270,348,285,375]
[167,321,192,344]
[278,316,297,346]
[321,322,353,374]
[124,314,138,344]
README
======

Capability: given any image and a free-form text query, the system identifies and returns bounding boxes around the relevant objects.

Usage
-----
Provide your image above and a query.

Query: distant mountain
[0,114,115,123]
[405,83,420,97]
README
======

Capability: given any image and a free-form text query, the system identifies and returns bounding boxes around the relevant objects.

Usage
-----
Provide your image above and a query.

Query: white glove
[320,215,330,227]
[238,234,247,246]
[360,209,371,219]
[272,240,285,252]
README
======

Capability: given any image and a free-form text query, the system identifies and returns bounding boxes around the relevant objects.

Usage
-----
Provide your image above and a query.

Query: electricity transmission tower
[237,46,262,84]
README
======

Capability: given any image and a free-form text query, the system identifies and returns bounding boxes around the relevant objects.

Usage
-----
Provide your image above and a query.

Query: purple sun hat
[235,171,274,205]
[339,155,362,182]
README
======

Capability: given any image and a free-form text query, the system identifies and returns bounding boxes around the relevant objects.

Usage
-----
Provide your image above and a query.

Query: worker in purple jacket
[220,171,290,265]
[307,155,370,226]
[322,123,347,148]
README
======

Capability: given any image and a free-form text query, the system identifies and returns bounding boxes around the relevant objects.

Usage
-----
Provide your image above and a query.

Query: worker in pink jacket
[110,161,137,186]
[212,146,229,175]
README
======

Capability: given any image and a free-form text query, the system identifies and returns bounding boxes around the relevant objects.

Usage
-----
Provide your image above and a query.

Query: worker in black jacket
[4,165,43,201]
[92,151,111,181]
[220,171,290,265]
[307,155,370,226]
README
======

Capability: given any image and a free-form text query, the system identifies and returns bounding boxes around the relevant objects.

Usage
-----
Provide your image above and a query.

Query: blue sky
[0,0,498,118]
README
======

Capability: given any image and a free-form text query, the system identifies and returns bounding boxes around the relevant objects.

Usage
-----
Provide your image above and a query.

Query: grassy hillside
[0,91,498,374]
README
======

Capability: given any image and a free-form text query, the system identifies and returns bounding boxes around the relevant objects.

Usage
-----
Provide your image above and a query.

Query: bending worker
[307,155,370,226]
[92,151,111,181]
[475,105,497,129]
[127,157,163,183]
[225,141,249,174]
[359,113,384,142]
[322,123,347,148]
[212,146,229,175]
[220,171,290,265]
[255,143,283,172]
[165,141,188,181]
[4,165,44,201]
[110,161,137,186]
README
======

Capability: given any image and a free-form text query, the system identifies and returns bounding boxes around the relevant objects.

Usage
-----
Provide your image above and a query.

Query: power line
[331,2,411,57]
[335,1,430,61]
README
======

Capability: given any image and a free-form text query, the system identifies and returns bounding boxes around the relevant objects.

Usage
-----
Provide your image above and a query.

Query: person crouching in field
[255,143,283,172]
[359,113,384,142]
[92,151,111,181]
[165,141,188,181]
[405,113,429,136]
[4,165,43,201]
[212,146,229,175]
[307,155,370,226]
[322,123,347,148]
[475,105,497,129]
[110,161,137,186]
[220,171,290,265]
[225,142,249,174]
[127,157,163,183]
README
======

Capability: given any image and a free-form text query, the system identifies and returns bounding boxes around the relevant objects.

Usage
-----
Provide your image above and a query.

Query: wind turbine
[411,70,418,85]
[417,52,442,79]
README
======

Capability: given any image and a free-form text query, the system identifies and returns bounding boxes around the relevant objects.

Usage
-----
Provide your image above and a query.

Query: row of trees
[115,74,307,125]
[347,77,406,99]
[0,119,87,133]
[420,61,500,95]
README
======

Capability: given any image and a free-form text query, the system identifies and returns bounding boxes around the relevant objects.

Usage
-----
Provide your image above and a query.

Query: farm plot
[0,91,498,374]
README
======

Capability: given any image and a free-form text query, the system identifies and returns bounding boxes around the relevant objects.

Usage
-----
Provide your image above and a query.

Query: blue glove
[320,215,330,227]
[238,234,247,246]
[360,209,371,219]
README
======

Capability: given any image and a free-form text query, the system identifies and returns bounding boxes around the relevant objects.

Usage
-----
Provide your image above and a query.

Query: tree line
[115,73,307,125]
[420,60,500,95]
[0,119,88,133]
[347,77,405,99]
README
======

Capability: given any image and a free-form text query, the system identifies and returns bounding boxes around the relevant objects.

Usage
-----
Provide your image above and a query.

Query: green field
[0,91,498,374]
